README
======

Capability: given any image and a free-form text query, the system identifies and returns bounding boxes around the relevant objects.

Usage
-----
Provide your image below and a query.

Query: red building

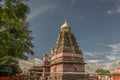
[30,20,89,80]
[111,66,120,80]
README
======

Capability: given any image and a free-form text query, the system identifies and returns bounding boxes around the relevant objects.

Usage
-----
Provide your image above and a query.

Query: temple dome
[61,20,71,31]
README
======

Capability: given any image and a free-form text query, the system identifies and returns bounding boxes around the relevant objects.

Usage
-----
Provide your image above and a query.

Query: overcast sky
[27,0,120,64]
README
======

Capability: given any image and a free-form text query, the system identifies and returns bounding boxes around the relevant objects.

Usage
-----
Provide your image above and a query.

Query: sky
[27,0,120,64]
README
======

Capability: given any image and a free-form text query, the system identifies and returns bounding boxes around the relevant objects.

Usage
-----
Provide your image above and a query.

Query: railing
[37,72,88,74]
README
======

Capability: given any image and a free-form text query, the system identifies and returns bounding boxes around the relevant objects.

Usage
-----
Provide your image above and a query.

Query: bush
[0,56,22,76]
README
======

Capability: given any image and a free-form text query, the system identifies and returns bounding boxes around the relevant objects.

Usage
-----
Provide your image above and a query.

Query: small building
[30,66,43,80]
[111,66,120,80]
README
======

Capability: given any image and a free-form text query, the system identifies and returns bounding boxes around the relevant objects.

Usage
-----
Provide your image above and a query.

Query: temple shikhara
[30,20,89,80]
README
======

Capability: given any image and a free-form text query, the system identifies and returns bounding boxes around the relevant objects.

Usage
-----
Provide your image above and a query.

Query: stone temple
[30,20,89,80]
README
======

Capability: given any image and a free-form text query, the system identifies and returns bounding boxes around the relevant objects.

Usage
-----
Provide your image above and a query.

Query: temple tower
[50,20,87,80]
[42,54,50,80]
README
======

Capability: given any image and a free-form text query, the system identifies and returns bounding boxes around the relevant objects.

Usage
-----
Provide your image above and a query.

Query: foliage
[0,0,34,59]
[0,56,22,76]
[95,68,110,75]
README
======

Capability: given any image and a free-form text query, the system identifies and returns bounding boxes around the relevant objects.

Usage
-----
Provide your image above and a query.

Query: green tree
[0,0,34,59]
[95,68,110,75]
[0,56,22,76]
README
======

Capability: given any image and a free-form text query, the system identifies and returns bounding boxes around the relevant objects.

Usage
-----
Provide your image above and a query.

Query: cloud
[85,52,94,57]
[103,43,120,61]
[84,42,120,63]
[107,5,120,14]
[108,43,120,53]
[95,43,107,46]
[19,58,43,71]
[27,4,58,21]
[84,51,108,63]
[104,43,120,61]
[86,59,101,63]
[85,42,120,71]
[107,0,120,15]
[106,55,116,61]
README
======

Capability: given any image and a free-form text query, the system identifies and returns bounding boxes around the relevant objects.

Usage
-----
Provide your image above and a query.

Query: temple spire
[52,20,81,54]
[64,19,67,24]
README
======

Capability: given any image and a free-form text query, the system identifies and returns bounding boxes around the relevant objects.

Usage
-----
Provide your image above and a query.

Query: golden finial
[61,18,71,31]
[64,18,67,24]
